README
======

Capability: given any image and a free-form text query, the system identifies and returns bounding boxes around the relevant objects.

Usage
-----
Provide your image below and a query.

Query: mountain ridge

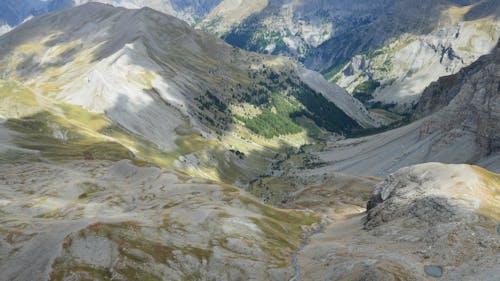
[1,0,498,113]
[0,2,377,186]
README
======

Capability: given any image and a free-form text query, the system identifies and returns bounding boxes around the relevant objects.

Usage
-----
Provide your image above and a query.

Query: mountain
[0,3,499,281]
[0,2,376,186]
[0,3,372,280]
[1,1,497,113]
[328,0,499,113]
[214,0,499,113]
[242,41,499,205]
[0,0,225,30]
[72,0,224,24]
[309,41,500,177]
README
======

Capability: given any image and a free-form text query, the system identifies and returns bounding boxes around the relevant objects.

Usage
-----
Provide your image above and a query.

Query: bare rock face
[343,55,368,77]
[326,2,499,112]
[414,41,500,119]
[416,42,500,160]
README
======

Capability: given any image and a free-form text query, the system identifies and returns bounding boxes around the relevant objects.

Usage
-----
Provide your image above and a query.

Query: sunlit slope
[329,3,499,112]
[0,3,377,183]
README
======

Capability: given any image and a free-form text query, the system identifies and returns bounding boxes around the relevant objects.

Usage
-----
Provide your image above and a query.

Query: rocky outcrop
[331,9,499,112]
[413,40,500,119]
[2,1,497,113]
[297,163,500,281]
[0,3,379,186]
[365,163,499,228]
[0,3,377,140]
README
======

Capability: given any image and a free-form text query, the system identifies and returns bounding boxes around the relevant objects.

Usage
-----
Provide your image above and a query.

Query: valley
[0,2,498,281]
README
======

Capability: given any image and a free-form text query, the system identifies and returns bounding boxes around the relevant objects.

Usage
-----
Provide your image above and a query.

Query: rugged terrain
[329,1,499,112]
[2,0,498,113]
[0,160,320,281]
[296,163,500,281]
[308,41,500,177]
[0,2,376,184]
[0,0,223,32]
[208,0,499,112]
[0,2,499,281]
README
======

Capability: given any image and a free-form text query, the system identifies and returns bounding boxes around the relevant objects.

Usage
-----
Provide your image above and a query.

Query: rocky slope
[0,3,498,281]
[0,3,376,184]
[309,41,500,177]
[201,0,498,112]
[220,0,493,113]
[296,163,500,281]
[329,1,499,112]
[0,0,225,28]
[0,159,319,281]
[73,0,224,24]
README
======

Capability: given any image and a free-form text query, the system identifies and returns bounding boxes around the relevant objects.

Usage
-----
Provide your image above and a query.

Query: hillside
[0,160,320,281]
[216,0,498,112]
[0,3,376,184]
[307,41,500,177]
[328,1,499,112]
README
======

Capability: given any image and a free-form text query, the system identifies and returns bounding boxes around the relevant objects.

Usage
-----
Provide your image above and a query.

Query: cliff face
[327,2,499,112]
[416,40,500,159]
[413,41,500,119]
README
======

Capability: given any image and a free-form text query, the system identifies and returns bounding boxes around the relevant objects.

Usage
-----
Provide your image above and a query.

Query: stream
[289,253,300,281]
[289,225,325,281]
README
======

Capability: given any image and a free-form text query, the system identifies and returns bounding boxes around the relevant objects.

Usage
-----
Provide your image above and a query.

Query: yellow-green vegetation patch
[174,134,214,156]
[1,100,211,168]
[230,102,263,118]
[52,104,165,166]
[471,166,500,221]
[293,116,327,139]
[4,41,44,72]
[50,264,115,281]
[58,103,110,132]
[0,80,40,117]
[139,71,157,89]
[5,111,135,163]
